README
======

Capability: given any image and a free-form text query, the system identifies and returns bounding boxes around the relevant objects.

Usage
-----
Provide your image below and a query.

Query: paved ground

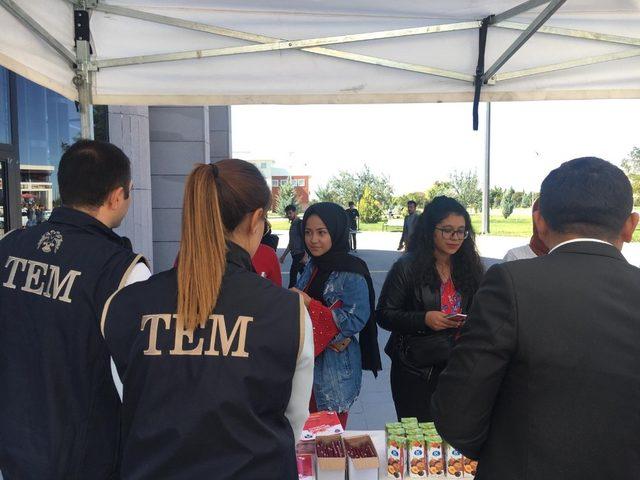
[277,230,640,430]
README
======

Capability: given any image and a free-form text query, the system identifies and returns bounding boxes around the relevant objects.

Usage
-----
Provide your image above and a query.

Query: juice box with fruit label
[426,435,445,478]
[418,422,435,431]
[400,417,419,425]
[463,456,478,477]
[445,443,464,478]
[386,422,404,432]
[386,435,406,479]
[406,435,427,478]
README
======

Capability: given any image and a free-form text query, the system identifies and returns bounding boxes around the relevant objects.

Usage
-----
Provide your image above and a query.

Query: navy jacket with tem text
[0,207,146,480]
[103,242,304,480]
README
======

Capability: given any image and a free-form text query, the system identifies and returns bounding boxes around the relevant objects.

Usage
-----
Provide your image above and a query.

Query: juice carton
[386,422,404,433]
[400,417,419,426]
[462,456,478,477]
[426,435,445,477]
[445,443,464,478]
[386,435,405,479]
[406,435,427,478]
[418,422,435,431]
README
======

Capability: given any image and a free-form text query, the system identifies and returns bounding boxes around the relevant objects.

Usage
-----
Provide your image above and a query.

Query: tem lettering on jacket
[141,314,253,357]
[2,256,82,303]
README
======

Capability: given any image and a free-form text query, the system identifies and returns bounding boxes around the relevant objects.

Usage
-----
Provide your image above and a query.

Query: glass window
[272,179,279,187]
[298,178,305,187]
[0,161,6,236]
[0,67,10,145]
[16,75,80,227]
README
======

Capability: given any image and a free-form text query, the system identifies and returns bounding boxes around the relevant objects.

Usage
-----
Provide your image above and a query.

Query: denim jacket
[296,261,371,412]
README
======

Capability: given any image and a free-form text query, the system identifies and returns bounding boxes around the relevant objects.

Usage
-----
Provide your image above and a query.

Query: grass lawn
[269,212,640,242]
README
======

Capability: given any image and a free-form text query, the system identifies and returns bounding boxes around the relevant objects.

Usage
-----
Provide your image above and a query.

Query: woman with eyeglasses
[376,196,484,421]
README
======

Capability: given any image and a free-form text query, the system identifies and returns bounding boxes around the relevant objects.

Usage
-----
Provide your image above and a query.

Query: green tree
[490,186,504,209]
[275,179,299,215]
[622,146,640,206]
[449,170,482,212]
[314,184,338,203]
[425,181,453,204]
[501,188,515,219]
[512,190,525,208]
[359,186,384,223]
[317,165,394,210]
[521,192,533,209]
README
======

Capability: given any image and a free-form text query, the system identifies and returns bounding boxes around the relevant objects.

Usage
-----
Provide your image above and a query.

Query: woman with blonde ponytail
[102,160,314,480]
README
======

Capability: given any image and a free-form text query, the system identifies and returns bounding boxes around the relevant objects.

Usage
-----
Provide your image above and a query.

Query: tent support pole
[491,0,551,25]
[74,8,93,139]
[482,103,491,234]
[75,40,93,140]
[484,0,567,82]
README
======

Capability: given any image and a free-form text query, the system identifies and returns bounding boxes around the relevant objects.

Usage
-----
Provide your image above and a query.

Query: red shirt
[252,244,282,287]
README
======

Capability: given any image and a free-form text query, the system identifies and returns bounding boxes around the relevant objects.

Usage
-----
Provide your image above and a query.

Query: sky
[232,100,639,196]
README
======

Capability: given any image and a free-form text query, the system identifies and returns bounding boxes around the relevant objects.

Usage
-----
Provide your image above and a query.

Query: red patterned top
[440,278,462,315]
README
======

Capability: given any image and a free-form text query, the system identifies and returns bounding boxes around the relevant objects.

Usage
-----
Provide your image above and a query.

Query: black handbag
[400,331,454,369]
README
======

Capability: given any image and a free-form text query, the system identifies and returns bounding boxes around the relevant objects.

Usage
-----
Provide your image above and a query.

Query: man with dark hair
[398,200,418,251]
[280,204,306,288]
[345,201,360,252]
[0,140,149,479]
[433,157,640,479]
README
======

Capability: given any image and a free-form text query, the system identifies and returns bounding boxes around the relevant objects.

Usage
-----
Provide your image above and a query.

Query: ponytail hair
[177,160,271,330]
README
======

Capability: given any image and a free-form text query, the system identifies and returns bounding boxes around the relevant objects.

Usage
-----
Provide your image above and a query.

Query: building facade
[0,66,232,273]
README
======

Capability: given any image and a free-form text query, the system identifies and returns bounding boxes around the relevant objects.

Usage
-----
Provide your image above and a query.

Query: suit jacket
[432,241,640,480]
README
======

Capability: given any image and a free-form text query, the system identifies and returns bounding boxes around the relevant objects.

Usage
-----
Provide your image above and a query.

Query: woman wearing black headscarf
[292,202,381,428]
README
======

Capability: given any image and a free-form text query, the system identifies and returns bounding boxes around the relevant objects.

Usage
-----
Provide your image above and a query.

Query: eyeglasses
[435,227,469,240]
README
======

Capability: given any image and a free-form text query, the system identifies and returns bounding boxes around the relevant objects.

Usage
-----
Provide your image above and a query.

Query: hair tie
[211,163,219,178]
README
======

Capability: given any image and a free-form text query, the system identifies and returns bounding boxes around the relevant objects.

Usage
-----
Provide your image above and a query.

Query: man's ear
[106,186,126,211]
[620,212,640,243]
[533,210,550,242]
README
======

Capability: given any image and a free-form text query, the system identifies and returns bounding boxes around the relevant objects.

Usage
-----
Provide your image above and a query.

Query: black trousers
[288,253,305,288]
[390,361,444,422]
[349,232,357,251]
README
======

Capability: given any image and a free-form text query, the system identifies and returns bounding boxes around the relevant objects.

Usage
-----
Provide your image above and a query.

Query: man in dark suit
[432,157,640,480]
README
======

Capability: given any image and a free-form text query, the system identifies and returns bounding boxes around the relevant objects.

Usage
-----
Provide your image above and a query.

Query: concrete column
[109,106,154,266]
[209,106,232,163]
[149,106,210,272]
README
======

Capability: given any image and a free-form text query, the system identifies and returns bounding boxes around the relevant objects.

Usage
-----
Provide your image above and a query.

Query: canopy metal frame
[2,0,640,137]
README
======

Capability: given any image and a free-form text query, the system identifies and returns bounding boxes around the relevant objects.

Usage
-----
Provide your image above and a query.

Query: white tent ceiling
[1,0,639,107]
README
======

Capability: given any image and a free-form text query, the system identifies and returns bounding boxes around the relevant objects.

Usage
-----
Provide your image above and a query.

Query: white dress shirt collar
[549,238,613,254]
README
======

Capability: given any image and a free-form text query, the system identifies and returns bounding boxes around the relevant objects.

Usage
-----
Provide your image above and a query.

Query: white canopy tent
[1,0,639,230]
[1,1,639,122]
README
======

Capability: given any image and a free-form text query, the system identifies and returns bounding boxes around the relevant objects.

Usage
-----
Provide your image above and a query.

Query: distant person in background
[35,204,45,224]
[398,200,419,251]
[253,220,282,286]
[280,204,306,288]
[346,201,360,252]
[503,198,549,261]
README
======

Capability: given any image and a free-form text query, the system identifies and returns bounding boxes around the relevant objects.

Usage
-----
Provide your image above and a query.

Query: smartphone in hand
[445,313,467,322]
